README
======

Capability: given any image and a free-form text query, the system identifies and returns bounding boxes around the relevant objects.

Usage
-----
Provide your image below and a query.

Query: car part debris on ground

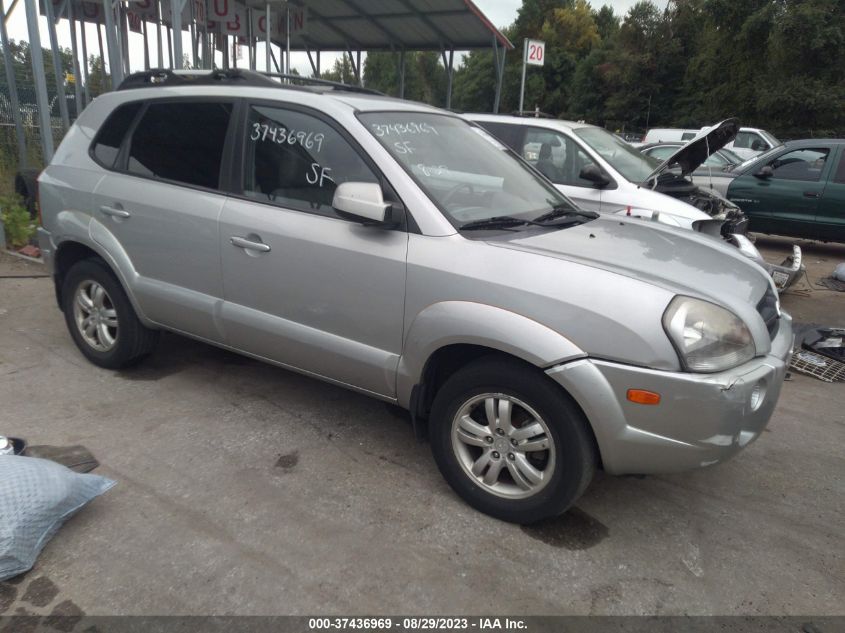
[0,454,115,581]
[789,326,845,383]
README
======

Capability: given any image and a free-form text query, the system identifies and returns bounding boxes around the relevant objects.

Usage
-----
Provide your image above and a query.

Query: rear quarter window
[90,102,142,168]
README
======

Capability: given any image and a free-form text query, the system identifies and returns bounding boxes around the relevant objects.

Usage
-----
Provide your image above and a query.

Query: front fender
[396,301,586,408]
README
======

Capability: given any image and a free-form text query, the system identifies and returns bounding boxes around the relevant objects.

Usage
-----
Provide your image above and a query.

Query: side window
[243,104,378,216]
[476,121,524,152]
[647,146,678,161]
[733,132,754,149]
[834,152,845,184]
[769,148,830,182]
[681,132,696,141]
[521,128,592,187]
[703,153,729,168]
[127,101,233,189]
[91,102,142,168]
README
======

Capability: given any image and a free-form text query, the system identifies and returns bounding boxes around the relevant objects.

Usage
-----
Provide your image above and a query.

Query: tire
[429,357,596,524]
[61,258,159,369]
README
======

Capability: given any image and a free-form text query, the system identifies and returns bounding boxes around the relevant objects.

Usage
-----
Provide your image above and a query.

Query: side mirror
[751,140,767,152]
[332,182,392,225]
[754,165,773,179]
[579,163,611,188]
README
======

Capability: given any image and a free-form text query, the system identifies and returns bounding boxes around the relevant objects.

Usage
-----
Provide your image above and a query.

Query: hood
[491,216,770,311]
[645,118,739,182]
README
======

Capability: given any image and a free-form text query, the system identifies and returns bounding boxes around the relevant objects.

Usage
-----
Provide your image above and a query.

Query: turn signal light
[627,389,661,405]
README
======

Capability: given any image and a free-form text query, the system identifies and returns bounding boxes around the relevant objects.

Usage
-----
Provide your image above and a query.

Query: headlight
[663,296,756,372]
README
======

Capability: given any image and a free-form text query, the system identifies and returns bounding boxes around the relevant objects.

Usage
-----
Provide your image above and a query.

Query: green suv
[727,139,845,243]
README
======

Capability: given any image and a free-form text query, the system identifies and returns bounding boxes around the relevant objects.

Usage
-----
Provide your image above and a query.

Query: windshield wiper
[459,216,540,231]
[532,206,599,225]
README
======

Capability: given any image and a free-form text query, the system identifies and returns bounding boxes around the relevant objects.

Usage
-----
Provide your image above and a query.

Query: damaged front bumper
[546,312,794,475]
[730,234,803,291]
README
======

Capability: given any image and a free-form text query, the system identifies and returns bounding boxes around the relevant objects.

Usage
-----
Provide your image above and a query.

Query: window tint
[243,105,377,215]
[834,152,845,184]
[92,102,142,168]
[769,148,830,182]
[521,127,593,187]
[127,101,232,189]
[476,121,524,151]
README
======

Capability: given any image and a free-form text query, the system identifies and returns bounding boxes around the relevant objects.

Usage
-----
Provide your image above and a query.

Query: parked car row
[639,126,781,161]
[468,114,803,289]
[36,69,793,524]
[638,137,845,245]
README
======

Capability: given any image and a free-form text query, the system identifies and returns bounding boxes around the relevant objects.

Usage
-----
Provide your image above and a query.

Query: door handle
[100,205,130,218]
[803,191,821,199]
[230,236,271,253]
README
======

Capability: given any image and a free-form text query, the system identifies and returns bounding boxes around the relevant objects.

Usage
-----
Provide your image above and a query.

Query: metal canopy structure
[2,0,513,165]
[255,0,512,51]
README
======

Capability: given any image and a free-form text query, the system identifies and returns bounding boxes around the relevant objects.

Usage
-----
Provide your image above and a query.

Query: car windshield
[760,130,781,147]
[574,127,661,183]
[359,112,579,227]
[720,148,743,165]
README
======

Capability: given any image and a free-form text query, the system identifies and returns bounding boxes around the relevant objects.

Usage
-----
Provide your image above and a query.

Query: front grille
[756,287,780,339]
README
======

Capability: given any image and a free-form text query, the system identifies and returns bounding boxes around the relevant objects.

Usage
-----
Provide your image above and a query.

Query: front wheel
[429,357,596,523]
[61,258,159,368]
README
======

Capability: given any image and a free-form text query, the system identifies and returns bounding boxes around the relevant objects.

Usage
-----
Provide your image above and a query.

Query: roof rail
[510,110,555,119]
[257,72,384,96]
[118,68,385,96]
[118,68,279,90]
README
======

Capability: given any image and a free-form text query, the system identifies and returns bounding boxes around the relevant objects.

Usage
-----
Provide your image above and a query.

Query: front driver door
[729,147,832,240]
[218,102,408,398]
[817,147,845,242]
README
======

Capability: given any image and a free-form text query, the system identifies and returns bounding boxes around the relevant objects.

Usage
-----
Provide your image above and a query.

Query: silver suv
[37,70,793,523]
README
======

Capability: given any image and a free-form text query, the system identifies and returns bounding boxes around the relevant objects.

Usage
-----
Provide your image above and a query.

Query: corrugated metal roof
[242,0,513,51]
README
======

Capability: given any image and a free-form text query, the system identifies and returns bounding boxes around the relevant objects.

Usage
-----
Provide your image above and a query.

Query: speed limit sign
[525,39,545,66]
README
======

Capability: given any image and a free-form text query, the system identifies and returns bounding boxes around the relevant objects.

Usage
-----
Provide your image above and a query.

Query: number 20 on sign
[525,39,545,66]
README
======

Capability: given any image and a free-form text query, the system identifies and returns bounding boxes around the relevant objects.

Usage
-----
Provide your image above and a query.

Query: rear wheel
[62,259,158,368]
[429,357,595,523]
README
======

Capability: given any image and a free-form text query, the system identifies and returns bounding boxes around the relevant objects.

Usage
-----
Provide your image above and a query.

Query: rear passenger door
[817,146,845,242]
[218,102,408,398]
[91,99,235,342]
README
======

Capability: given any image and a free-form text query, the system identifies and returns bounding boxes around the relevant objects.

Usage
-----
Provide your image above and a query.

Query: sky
[3,0,644,78]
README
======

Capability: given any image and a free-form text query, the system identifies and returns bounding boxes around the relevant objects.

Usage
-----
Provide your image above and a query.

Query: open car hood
[645,118,739,182]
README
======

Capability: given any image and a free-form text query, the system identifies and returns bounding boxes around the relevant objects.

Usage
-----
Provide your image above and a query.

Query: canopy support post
[24,0,54,161]
[171,0,184,68]
[492,35,505,114]
[284,3,290,74]
[398,48,405,98]
[102,0,123,85]
[441,45,454,109]
[68,2,84,112]
[44,0,70,130]
[79,16,90,104]
[1,0,28,166]
[264,3,270,72]
[142,18,150,70]
[155,0,163,67]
